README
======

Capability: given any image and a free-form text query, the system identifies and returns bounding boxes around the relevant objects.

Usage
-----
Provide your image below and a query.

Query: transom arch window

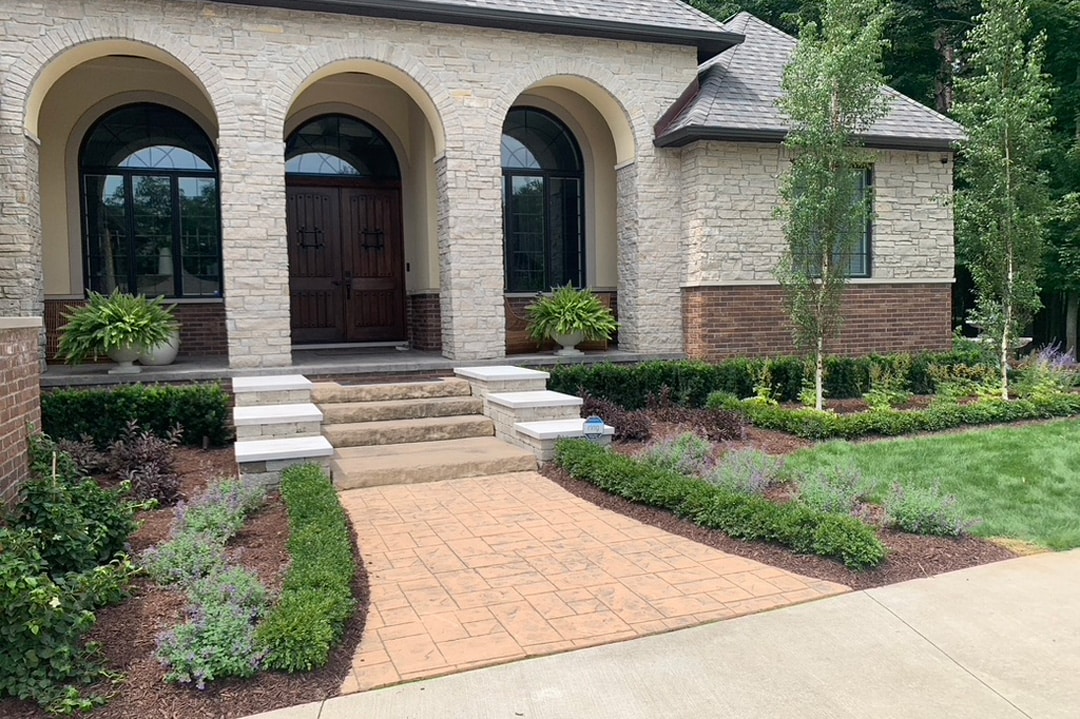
[80,103,222,298]
[285,114,400,180]
[502,107,585,292]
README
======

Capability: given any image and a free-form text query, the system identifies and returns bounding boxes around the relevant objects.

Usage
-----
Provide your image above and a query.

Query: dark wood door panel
[342,188,406,342]
[287,186,345,343]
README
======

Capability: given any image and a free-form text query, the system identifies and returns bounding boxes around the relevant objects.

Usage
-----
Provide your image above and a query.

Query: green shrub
[547,352,988,410]
[794,459,878,516]
[142,532,227,586]
[41,383,232,448]
[707,393,1080,440]
[257,465,356,672]
[554,440,886,569]
[705,450,785,496]
[884,484,973,537]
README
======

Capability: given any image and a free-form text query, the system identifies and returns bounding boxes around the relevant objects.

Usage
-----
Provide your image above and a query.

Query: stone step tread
[233,402,323,425]
[454,366,550,381]
[323,415,494,448]
[311,378,472,403]
[235,435,334,463]
[332,438,537,489]
[486,390,583,409]
[319,396,483,421]
[514,418,615,440]
[233,374,312,393]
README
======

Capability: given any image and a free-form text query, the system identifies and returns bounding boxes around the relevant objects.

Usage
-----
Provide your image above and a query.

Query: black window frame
[501,107,586,293]
[797,166,874,280]
[78,103,223,299]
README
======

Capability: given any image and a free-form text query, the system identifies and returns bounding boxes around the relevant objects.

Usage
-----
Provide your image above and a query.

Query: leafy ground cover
[785,420,1080,551]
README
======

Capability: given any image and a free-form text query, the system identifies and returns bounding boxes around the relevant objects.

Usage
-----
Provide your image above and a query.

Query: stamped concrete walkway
[337,472,848,693]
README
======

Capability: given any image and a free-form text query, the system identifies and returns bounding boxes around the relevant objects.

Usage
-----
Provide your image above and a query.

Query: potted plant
[58,290,178,373]
[526,284,618,356]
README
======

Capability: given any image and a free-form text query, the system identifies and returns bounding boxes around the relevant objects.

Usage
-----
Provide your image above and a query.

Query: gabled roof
[218,0,744,62]
[655,12,965,151]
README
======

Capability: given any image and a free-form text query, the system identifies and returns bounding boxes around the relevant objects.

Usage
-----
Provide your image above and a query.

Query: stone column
[435,152,505,360]
[0,129,44,322]
[217,132,292,369]
[616,153,686,354]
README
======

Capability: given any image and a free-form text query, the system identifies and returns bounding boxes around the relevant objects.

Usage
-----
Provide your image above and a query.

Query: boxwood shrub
[257,464,356,673]
[707,392,1080,440]
[547,350,984,409]
[41,383,231,448]
[554,440,886,569]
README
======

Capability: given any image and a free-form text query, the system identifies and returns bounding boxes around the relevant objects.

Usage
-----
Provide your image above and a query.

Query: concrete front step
[233,374,313,407]
[312,378,471,404]
[234,435,334,463]
[323,414,494,448]
[320,396,483,424]
[331,437,537,489]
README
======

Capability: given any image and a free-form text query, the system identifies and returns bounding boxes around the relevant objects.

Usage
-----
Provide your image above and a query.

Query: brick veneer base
[44,299,228,360]
[682,284,953,361]
[505,291,618,355]
[407,294,442,352]
[0,324,41,507]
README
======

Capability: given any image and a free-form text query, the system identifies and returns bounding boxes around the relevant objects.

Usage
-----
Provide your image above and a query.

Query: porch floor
[41,348,683,388]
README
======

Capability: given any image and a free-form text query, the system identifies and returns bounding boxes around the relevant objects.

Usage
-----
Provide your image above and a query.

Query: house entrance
[285,115,405,344]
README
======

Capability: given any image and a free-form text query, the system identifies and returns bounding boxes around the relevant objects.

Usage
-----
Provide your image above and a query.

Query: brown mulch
[0,447,370,719]
[542,464,1015,591]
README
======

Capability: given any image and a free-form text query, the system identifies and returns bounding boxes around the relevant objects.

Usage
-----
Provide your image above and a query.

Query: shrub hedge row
[41,384,232,448]
[554,440,886,569]
[257,464,357,673]
[706,393,1080,440]
[546,351,983,409]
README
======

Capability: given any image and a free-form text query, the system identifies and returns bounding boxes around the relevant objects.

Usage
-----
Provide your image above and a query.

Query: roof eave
[655,126,961,153]
[216,0,744,60]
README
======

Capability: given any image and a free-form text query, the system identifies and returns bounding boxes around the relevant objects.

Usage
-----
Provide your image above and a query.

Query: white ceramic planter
[107,344,142,374]
[138,330,180,366]
[551,331,585,356]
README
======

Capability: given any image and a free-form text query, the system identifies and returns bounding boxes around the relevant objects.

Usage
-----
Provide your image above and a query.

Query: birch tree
[953,0,1054,397]
[776,0,891,410]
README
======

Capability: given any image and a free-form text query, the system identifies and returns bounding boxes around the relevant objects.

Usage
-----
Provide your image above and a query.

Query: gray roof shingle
[655,12,965,151]
[227,0,742,59]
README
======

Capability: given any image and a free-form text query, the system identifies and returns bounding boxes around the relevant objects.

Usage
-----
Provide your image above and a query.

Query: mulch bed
[0,448,371,719]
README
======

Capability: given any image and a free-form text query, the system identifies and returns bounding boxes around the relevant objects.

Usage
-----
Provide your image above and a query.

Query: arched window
[502,108,584,292]
[80,103,221,298]
[286,115,400,180]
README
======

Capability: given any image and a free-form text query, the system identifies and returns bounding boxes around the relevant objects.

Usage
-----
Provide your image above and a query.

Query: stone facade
[0,2,955,367]
[0,319,42,507]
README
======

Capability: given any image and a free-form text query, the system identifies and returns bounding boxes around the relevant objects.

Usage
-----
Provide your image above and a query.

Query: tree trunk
[1067,291,1079,361]
[815,334,824,412]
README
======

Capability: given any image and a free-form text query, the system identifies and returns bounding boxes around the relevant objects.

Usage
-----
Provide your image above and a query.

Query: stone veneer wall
[682,284,953,360]
[44,299,228,360]
[0,0,698,365]
[0,319,42,507]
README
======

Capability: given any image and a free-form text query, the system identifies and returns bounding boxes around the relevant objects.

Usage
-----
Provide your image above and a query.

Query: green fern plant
[525,284,619,342]
[58,290,177,365]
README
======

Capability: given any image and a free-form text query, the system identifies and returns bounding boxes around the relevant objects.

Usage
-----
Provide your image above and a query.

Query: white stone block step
[235,435,334,464]
[454,366,550,382]
[486,390,583,410]
[320,396,483,424]
[332,437,537,490]
[514,418,615,440]
[233,402,323,426]
[312,378,472,404]
[233,375,313,394]
[323,415,494,448]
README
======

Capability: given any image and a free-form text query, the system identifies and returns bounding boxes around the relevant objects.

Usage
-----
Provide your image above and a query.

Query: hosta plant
[525,284,618,343]
[58,290,177,365]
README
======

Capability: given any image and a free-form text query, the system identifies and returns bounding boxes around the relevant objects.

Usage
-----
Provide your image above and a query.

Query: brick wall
[505,291,618,354]
[0,320,42,507]
[682,284,953,361]
[407,293,442,351]
[44,299,227,360]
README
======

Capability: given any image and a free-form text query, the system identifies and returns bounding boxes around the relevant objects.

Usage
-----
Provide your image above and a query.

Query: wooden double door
[287,181,406,344]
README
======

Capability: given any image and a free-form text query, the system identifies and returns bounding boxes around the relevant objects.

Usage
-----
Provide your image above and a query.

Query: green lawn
[784,419,1080,550]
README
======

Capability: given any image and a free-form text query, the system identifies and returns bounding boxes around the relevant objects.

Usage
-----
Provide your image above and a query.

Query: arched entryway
[285,114,406,344]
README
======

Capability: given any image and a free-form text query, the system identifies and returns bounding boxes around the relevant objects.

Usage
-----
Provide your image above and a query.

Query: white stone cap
[514,418,614,440]
[235,435,333,463]
[454,365,550,381]
[233,374,312,393]
[233,403,323,426]
[0,317,43,329]
[486,390,582,409]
